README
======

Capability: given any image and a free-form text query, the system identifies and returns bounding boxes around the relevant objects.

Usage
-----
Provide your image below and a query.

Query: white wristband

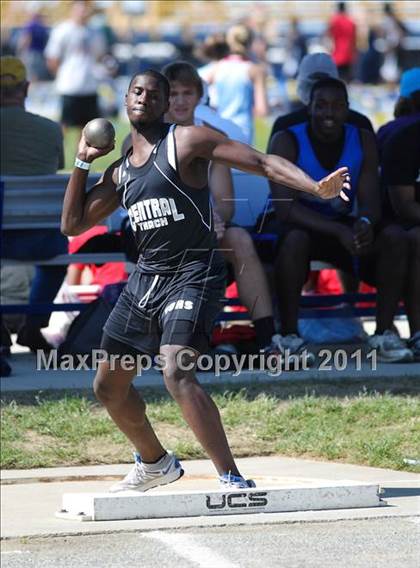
[75,157,90,171]
[359,216,372,225]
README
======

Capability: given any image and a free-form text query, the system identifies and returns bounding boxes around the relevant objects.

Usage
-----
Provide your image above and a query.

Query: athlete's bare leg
[93,361,166,463]
[160,344,241,477]
[221,227,272,320]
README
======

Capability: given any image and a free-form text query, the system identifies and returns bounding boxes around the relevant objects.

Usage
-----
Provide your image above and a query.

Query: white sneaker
[368,330,414,363]
[270,333,316,368]
[219,473,256,489]
[109,451,184,493]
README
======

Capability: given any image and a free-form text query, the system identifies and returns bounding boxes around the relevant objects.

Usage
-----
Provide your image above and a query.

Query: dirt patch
[82,439,132,465]
[18,430,57,452]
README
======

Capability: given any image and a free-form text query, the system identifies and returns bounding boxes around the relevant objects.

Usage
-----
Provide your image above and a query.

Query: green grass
[254,116,271,152]
[2,383,419,471]
[61,116,272,172]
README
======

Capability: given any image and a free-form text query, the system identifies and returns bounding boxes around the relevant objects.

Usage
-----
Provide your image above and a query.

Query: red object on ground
[225,281,248,312]
[315,269,377,308]
[316,269,343,295]
[357,281,377,308]
[210,280,254,346]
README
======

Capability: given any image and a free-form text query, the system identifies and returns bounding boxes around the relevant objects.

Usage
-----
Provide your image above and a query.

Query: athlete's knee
[161,347,197,398]
[94,377,118,405]
[226,227,253,248]
[224,227,256,261]
[93,366,130,407]
[163,360,195,390]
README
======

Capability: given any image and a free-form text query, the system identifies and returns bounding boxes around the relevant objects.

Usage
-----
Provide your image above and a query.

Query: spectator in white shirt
[45,0,106,135]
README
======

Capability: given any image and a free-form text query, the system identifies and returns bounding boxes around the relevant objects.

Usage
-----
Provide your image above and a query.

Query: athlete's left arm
[184,126,350,201]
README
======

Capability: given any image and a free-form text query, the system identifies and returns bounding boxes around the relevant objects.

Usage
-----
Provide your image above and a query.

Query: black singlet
[115,123,222,274]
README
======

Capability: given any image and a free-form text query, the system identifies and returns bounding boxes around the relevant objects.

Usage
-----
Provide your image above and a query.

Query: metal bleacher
[0,172,382,319]
[1,173,128,267]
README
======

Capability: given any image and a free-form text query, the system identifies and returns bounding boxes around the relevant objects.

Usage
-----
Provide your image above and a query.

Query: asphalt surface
[1,327,419,566]
[2,517,420,568]
[2,457,419,540]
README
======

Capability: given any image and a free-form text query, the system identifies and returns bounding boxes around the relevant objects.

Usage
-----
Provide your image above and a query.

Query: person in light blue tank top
[214,56,254,142]
[268,77,413,364]
[206,24,268,144]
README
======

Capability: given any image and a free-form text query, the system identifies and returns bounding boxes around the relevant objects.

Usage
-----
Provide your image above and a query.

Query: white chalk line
[1,550,31,555]
[144,531,240,568]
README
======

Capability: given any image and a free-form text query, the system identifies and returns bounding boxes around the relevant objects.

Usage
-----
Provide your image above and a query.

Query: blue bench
[0,172,386,319]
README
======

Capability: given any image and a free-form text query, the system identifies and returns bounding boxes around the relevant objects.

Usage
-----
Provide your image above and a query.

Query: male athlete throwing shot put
[61,70,349,492]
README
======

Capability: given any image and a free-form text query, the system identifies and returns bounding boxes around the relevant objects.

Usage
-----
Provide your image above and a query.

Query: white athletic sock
[142,452,170,471]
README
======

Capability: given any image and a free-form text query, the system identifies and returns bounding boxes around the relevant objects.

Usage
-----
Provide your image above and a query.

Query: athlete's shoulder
[175,123,222,141]
[201,120,227,137]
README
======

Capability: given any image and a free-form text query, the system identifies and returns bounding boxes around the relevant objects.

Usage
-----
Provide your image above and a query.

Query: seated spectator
[0,265,33,354]
[121,81,248,153]
[268,52,374,143]
[161,61,278,354]
[0,56,67,352]
[268,77,413,363]
[268,53,375,297]
[381,119,420,360]
[377,67,420,152]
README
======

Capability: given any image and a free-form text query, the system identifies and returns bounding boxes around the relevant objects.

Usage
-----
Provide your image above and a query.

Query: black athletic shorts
[102,264,226,356]
[61,94,99,127]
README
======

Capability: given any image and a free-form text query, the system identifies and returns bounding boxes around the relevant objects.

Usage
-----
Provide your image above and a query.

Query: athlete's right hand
[317,167,351,201]
[76,130,115,164]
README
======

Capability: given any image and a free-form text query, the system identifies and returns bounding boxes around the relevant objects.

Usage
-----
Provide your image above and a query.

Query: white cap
[296,53,339,105]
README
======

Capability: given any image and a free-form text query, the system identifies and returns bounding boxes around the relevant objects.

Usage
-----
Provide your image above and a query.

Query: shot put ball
[84,118,115,149]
